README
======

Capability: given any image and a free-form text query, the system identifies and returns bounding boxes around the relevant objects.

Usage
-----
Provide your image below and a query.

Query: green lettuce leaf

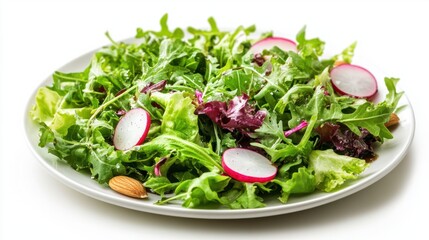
[158,171,230,208]
[136,14,184,39]
[31,87,62,125]
[272,167,316,203]
[309,149,369,192]
[31,87,93,136]
[339,101,393,138]
[160,92,199,142]
[144,176,179,196]
[338,78,403,139]
[227,182,266,209]
[136,134,222,172]
[88,146,127,183]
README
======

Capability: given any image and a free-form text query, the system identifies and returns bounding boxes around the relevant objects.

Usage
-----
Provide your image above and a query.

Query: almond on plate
[108,176,148,199]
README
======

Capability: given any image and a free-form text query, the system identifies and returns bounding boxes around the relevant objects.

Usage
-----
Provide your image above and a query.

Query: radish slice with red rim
[250,37,298,54]
[113,108,151,151]
[330,64,378,99]
[222,148,277,183]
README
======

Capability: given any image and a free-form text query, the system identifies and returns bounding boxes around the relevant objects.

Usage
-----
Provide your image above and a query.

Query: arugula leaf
[38,125,55,147]
[88,146,127,183]
[52,68,90,96]
[227,182,266,209]
[144,176,179,196]
[339,102,392,138]
[170,71,205,92]
[331,41,357,64]
[136,14,184,39]
[338,78,403,139]
[158,171,230,208]
[223,69,253,96]
[253,112,286,141]
[135,134,222,172]
[384,77,404,110]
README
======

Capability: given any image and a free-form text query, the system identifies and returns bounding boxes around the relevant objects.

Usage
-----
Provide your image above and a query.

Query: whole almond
[109,176,148,199]
[385,113,400,128]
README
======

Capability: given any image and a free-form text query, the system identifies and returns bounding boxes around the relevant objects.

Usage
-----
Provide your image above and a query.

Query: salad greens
[30,14,403,209]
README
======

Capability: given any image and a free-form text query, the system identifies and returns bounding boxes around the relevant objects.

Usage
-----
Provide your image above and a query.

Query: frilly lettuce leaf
[158,171,230,208]
[226,182,266,209]
[159,92,199,142]
[136,134,222,172]
[31,87,93,136]
[31,87,62,125]
[309,149,369,192]
[272,167,316,203]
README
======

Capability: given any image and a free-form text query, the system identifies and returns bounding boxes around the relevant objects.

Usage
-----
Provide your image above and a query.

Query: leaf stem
[242,66,286,95]
[87,85,138,127]
[53,72,87,83]
[298,115,317,149]
[157,192,186,205]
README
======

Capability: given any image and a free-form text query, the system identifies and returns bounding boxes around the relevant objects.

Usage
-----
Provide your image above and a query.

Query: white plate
[24,42,415,219]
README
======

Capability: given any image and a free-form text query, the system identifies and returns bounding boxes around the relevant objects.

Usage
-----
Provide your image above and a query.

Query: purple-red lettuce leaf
[141,80,167,94]
[196,94,266,134]
[316,122,379,160]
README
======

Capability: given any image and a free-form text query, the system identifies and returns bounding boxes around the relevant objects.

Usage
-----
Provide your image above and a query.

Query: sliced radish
[250,37,298,54]
[222,148,277,183]
[113,108,151,151]
[330,64,378,98]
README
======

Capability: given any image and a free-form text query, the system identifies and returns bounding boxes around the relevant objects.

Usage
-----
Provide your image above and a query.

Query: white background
[1,0,427,239]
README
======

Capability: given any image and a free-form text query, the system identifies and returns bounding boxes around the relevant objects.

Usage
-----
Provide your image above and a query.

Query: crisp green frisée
[30,14,404,209]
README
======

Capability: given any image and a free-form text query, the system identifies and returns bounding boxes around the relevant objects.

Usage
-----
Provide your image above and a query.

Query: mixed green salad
[30,14,403,209]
